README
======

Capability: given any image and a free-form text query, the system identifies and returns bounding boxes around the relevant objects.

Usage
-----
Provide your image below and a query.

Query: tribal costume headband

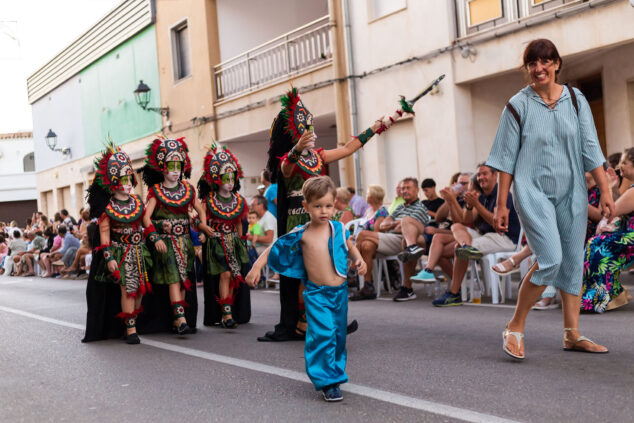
[93,139,136,195]
[144,137,192,178]
[279,87,313,144]
[202,144,244,189]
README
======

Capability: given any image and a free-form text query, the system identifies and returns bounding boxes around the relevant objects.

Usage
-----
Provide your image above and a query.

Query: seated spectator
[60,209,77,230]
[387,180,404,215]
[347,186,369,218]
[333,187,356,224]
[2,230,27,276]
[261,169,278,219]
[18,230,47,276]
[421,178,445,220]
[360,185,389,231]
[248,195,277,255]
[40,225,64,277]
[8,221,22,239]
[52,225,81,273]
[434,172,471,224]
[0,234,7,270]
[430,163,521,306]
[77,209,90,238]
[351,177,431,301]
[61,229,92,279]
[581,148,634,312]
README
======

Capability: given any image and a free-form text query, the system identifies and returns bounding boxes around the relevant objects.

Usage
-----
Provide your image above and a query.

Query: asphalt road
[1,274,633,423]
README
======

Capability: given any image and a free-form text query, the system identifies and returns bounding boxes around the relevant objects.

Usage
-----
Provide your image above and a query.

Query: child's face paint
[164,161,182,183]
[220,172,235,193]
[119,175,133,194]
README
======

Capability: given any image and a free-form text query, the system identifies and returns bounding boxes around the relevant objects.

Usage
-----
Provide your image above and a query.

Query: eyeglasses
[526,59,554,70]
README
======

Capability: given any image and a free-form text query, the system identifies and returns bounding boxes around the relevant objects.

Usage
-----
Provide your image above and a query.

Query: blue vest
[268,220,350,281]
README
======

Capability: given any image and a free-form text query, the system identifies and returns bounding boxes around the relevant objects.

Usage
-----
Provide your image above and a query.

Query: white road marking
[0,305,522,423]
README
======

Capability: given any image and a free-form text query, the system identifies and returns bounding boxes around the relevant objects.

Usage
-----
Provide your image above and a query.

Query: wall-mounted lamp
[460,45,477,60]
[134,80,169,118]
[45,129,71,157]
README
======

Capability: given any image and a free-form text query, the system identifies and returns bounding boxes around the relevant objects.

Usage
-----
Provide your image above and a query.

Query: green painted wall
[80,25,161,155]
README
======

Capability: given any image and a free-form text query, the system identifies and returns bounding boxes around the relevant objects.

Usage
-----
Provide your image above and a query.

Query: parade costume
[198,145,251,327]
[83,141,151,343]
[262,87,388,342]
[268,221,351,390]
[138,137,198,334]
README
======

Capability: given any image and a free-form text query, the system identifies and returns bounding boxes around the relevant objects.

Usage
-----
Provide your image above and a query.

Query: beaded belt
[207,222,238,235]
[154,218,189,236]
[111,231,144,245]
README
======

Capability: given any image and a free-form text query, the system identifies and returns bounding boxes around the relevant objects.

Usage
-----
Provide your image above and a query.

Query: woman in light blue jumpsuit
[486,39,614,359]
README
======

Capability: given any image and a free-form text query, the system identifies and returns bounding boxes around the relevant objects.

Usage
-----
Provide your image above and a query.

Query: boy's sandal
[563,328,608,354]
[502,325,525,360]
[491,257,521,276]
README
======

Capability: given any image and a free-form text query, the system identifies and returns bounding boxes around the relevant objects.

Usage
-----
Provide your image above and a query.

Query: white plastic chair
[478,227,525,304]
[373,254,403,297]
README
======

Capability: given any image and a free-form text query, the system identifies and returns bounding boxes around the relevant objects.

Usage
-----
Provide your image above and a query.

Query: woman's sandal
[295,313,307,338]
[563,328,608,354]
[491,257,521,276]
[502,325,525,360]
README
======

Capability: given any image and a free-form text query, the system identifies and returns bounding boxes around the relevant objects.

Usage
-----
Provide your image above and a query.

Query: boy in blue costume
[246,176,366,401]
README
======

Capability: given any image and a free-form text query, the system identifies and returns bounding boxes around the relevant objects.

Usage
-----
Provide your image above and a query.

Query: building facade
[0,132,37,223]
[28,0,634,214]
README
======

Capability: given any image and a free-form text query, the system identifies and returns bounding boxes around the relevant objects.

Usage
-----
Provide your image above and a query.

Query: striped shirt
[390,199,431,226]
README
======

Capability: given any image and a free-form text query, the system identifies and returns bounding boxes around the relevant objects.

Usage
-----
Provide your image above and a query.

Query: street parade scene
[1,1,634,422]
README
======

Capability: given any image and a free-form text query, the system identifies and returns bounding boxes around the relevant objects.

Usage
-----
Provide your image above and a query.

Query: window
[171,20,192,81]
[467,0,503,26]
[23,152,34,172]
[369,0,406,21]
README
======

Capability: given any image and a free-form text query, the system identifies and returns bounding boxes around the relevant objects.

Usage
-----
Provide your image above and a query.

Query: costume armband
[287,146,301,164]
[102,246,115,262]
[356,128,375,145]
[143,224,160,244]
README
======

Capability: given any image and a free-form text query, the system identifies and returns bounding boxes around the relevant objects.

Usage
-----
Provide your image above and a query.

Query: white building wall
[0,136,36,202]
[216,0,328,62]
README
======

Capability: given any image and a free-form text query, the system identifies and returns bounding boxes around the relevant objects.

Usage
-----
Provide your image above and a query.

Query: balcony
[455,0,615,39]
[213,15,332,101]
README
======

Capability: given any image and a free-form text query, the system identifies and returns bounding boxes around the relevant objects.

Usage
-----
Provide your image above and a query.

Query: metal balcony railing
[455,0,596,39]
[213,15,332,101]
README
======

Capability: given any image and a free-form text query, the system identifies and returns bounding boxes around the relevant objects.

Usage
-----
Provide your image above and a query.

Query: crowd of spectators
[0,209,92,280]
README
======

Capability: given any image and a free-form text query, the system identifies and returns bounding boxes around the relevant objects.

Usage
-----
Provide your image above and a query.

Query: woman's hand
[493,206,509,233]
[107,260,118,274]
[295,131,316,153]
[155,239,167,254]
[600,195,616,222]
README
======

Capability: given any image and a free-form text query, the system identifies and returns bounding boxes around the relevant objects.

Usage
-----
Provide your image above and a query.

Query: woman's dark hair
[522,39,562,75]
[266,111,294,184]
[141,165,165,187]
[622,147,634,165]
[470,174,483,194]
[44,227,55,238]
[0,234,5,243]
[54,212,62,222]
[13,229,21,238]
[86,181,111,219]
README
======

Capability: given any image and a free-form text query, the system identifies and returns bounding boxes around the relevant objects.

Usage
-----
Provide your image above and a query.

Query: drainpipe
[342,0,361,193]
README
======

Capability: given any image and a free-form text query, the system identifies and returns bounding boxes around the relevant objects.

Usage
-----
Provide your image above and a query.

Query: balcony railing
[213,15,332,101]
[455,0,601,39]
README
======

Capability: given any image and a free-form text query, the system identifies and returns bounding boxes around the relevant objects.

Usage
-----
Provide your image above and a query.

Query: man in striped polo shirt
[351,177,431,301]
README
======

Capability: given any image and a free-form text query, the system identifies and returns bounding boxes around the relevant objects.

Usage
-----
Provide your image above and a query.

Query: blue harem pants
[302,279,349,390]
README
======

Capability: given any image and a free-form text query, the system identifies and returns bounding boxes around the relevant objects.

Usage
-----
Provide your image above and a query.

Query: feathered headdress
[202,143,244,189]
[144,136,192,178]
[280,87,313,144]
[93,138,136,195]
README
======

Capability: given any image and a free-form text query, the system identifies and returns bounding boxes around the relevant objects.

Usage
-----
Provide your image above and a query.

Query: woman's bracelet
[356,127,375,145]
[287,146,302,164]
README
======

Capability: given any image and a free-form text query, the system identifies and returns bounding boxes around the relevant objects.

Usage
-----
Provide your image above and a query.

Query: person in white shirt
[248,195,277,255]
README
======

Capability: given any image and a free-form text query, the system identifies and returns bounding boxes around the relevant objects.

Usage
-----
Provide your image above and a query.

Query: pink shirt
[52,235,63,249]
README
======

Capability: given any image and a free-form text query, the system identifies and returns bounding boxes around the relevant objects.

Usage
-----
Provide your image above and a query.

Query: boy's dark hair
[302,176,337,204]
[248,210,258,216]
[35,230,43,237]
[58,225,67,235]
[253,195,267,209]
[61,209,69,217]
[13,230,21,238]
[261,169,272,183]
[421,178,436,189]
[402,177,419,187]
[346,187,355,195]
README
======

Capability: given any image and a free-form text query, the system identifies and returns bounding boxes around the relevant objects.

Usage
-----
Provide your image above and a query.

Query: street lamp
[134,80,169,118]
[44,129,71,157]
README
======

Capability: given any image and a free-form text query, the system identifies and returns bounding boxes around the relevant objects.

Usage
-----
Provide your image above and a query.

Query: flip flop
[491,257,521,276]
[502,326,525,360]
[563,329,608,354]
